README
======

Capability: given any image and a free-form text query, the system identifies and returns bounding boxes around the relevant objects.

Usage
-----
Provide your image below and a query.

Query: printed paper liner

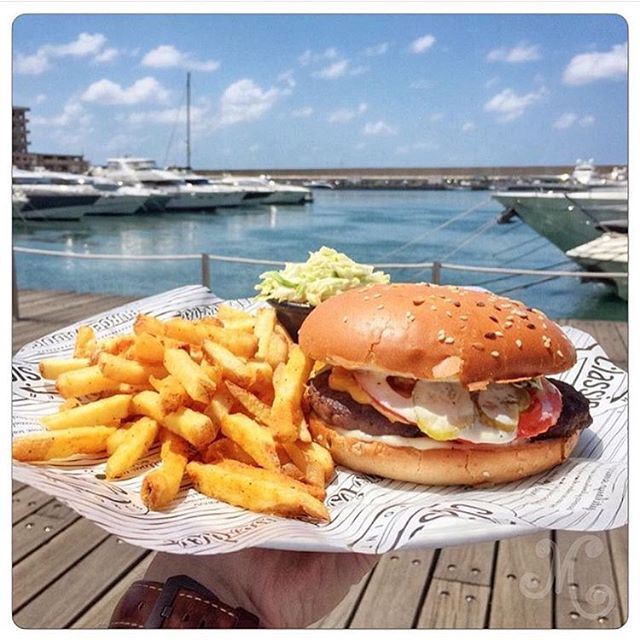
[12,286,628,555]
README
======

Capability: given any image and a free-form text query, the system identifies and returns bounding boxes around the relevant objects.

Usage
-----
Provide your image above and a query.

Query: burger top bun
[298,283,576,388]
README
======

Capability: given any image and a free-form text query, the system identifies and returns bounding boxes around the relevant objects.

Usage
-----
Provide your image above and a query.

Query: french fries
[141,429,190,509]
[187,460,329,522]
[106,417,159,479]
[13,426,116,462]
[164,348,216,404]
[17,303,336,522]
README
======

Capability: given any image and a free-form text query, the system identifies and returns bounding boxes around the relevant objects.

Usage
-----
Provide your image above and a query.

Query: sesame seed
[472,343,485,351]
[363,296,369,301]
[444,336,455,344]
[377,304,384,310]
[460,315,469,321]
[527,323,536,330]
[476,301,486,307]
[557,350,564,358]
[515,310,528,319]
[446,311,452,318]
[343,317,349,323]
[489,315,499,323]
[484,331,497,340]
[453,301,461,307]
[431,305,438,311]
[542,323,548,330]
[515,339,523,349]
[413,297,425,306]
[494,331,504,337]
[490,350,500,358]
[494,304,503,311]
[373,293,382,299]
[504,321,514,329]
[437,329,446,342]
[406,312,416,322]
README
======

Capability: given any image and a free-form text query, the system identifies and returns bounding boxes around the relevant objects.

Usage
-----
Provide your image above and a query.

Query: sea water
[13,190,626,320]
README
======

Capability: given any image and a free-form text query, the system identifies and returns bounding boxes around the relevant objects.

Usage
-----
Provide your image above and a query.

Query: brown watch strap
[109,575,260,629]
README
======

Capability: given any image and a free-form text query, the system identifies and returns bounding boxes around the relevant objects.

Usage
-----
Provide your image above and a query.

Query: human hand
[144,548,378,628]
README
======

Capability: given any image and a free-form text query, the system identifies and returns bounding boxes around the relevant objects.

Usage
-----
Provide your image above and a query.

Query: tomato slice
[517,378,562,438]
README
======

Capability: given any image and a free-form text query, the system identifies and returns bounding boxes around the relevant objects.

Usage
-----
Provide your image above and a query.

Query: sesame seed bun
[309,414,580,485]
[298,283,576,389]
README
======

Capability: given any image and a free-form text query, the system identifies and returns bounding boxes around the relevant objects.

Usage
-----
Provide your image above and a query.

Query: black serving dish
[267,299,314,342]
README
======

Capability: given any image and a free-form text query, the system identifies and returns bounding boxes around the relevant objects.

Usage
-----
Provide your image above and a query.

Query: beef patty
[306,370,592,442]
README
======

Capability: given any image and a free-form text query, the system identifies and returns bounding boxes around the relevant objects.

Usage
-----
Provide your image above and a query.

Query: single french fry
[133,314,165,337]
[186,460,329,522]
[12,426,116,462]
[99,353,167,386]
[164,318,204,345]
[56,365,121,399]
[274,323,294,350]
[39,358,91,380]
[162,407,217,449]
[59,397,81,412]
[224,381,271,425]
[105,417,159,479]
[149,375,189,414]
[74,325,97,358]
[201,324,258,359]
[141,429,190,509]
[202,437,256,466]
[246,361,274,404]
[106,427,131,455]
[203,340,254,387]
[269,346,313,442]
[254,307,277,361]
[95,335,135,357]
[204,386,235,427]
[216,304,255,325]
[265,332,289,369]
[200,360,223,387]
[42,394,132,430]
[163,348,216,404]
[133,332,165,363]
[221,413,280,470]
[132,390,165,422]
[283,441,333,488]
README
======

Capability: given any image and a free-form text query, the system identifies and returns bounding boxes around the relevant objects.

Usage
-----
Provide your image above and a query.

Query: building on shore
[12,105,89,173]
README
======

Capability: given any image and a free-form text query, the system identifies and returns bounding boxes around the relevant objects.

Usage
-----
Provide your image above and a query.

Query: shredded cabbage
[255,247,390,306]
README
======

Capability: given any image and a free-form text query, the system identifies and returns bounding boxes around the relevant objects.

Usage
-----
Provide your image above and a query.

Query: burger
[298,283,592,485]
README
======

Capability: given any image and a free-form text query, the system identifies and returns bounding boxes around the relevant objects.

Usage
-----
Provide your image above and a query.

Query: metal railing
[12,246,628,320]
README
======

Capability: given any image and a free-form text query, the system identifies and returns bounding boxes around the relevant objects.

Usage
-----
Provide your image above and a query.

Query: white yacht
[217,175,311,205]
[12,168,102,221]
[95,158,244,210]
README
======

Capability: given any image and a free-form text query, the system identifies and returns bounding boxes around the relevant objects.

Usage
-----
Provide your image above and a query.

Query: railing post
[201,253,211,289]
[12,247,19,320]
[431,261,441,285]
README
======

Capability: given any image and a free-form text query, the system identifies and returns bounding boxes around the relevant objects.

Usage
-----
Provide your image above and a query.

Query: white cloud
[462,121,476,133]
[278,70,296,88]
[553,112,577,129]
[13,32,115,75]
[484,86,546,122]
[396,141,436,154]
[429,112,444,122]
[579,115,595,127]
[31,101,91,128]
[364,42,389,56]
[298,47,338,66]
[35,93,47,104]
[328,103,368,123]
[94,47,119,63]
[292,106,314,118]
[485,76,500,88]
[217,79,284,127]
[363,120,397,136]
[81,76,170,105]
[563,43,627,85]
[141,45,220,72]
[487,42,541,63]
[313,59,350,79]
[349,65,369,76]
[126,105,207,125]
[409,34,436,54]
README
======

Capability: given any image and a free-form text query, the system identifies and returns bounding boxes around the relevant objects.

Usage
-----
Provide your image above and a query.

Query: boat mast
[186,71,191,169]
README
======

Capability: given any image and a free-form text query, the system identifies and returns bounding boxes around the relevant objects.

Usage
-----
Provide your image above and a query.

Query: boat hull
[493,190,628,252]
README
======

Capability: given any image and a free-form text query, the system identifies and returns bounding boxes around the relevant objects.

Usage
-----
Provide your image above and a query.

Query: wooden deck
[12,289,628,629]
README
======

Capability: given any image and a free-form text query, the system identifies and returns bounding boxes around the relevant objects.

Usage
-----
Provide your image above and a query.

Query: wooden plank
[607,526,628,624]
[12,485,54,523]
[350,549,437,628]
[554,530,621,629]
[489,532,553,628]
[13,480,25,493]
[417,579,490,628]
[13,535,149,629]
[432,541,495,586]
[13,518,110,610]
[12,500,80,564]
[71,553,155,628]
[312,570,373,628]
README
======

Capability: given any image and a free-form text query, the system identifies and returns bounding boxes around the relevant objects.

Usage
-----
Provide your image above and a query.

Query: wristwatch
[109,574,260,629]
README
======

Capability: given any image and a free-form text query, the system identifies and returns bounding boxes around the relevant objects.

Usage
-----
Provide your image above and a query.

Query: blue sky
[12,13,628,169]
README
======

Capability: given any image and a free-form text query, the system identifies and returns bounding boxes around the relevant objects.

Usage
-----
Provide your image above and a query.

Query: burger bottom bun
[309,414,580,486]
